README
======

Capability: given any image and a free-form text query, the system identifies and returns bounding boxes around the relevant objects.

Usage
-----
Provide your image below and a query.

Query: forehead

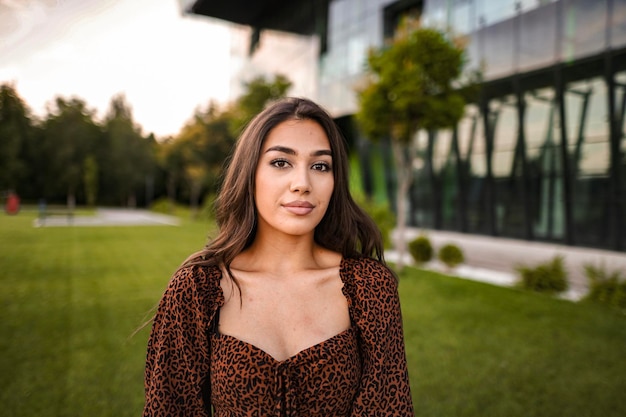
[262,119,331,151]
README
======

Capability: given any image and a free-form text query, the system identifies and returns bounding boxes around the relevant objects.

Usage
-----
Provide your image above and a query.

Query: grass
[1,210,625,417]
[0,210,212,417]
[398,268,626,417]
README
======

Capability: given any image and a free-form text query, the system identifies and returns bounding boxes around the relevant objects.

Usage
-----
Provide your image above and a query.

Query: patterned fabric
[210,327,361,416]
[143,257,414,417]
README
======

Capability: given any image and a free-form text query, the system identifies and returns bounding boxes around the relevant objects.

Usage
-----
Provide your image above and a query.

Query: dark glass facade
[189,0,626,252]
[406,66,626,252]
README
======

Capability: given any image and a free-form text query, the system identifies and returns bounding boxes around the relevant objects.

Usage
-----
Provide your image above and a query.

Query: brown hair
[184,97,384,273]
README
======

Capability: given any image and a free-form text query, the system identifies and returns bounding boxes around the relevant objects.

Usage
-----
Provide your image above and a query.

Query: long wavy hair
[183,97,384,276]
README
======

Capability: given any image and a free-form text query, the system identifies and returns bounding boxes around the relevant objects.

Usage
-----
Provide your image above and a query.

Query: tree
[356,22,474,269]
[158,136,186,212]
[0,83,32,192]
[229,74,292,135]
[190,102,236,193]
[83,155,98,207]
[173,101,237,218]
[186,75,292,215]
[42,96,101,208]
[156,74,293,216]
[176,117,211,218]
[102,94,155,206]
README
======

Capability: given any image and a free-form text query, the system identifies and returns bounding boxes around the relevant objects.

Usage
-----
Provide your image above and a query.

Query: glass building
[185,0,626,253]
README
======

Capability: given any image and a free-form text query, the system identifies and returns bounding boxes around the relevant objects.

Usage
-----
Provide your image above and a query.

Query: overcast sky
[0,0,232,138]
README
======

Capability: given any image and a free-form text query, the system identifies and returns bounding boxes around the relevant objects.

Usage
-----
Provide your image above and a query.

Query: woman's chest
[209,326,362,416]
[217,271,351,362]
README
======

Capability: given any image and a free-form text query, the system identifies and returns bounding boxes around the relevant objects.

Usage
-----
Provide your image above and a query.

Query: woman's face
[254,119,334,239]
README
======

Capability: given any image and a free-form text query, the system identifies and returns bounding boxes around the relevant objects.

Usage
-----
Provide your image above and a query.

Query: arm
[143,266,215,417]
[350,259,414,416]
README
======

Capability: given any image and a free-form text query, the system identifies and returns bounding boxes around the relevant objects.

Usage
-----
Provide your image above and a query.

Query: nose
[289,166,311,194]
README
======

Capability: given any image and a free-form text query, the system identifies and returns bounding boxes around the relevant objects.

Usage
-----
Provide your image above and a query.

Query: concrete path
[33,208,180,227]
[388,228,626,301]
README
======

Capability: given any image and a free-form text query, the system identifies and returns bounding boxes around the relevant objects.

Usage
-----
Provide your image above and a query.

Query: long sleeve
[343,258,415,417]
[143,265,220,417]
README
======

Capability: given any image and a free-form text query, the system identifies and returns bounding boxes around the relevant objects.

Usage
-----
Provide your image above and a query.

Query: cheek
[320,178,335,205]
[254,166,267,190]
[254,169,278,209]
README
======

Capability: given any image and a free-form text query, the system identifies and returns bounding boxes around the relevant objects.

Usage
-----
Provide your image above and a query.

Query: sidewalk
[388,228,626,301]
[33,208,180,227]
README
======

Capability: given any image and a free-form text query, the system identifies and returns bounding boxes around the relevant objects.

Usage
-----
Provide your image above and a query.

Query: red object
[5,192,20,215]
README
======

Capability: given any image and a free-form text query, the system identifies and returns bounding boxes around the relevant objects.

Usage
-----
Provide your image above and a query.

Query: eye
[312,162,331,172]
[270,159,291,169]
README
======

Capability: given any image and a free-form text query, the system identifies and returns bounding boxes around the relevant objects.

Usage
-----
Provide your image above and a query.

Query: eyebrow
[265,145,332,157]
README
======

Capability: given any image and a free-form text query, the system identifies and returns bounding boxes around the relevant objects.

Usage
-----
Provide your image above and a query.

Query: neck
[234,230,328,274]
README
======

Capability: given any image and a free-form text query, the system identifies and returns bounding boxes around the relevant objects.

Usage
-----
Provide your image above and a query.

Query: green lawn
[398,269,626,416]
[1,210,624,417]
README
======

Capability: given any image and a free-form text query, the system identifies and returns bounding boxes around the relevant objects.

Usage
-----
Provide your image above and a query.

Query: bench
[37,208,74,226]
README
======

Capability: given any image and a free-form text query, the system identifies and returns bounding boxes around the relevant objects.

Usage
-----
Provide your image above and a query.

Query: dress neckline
[213,326,355,364]
[209,257,357,363]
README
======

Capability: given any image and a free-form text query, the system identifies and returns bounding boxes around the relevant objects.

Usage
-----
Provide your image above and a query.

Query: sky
[0,0,233,138]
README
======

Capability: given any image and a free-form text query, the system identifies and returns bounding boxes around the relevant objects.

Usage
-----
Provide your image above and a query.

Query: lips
[283,201,315,215]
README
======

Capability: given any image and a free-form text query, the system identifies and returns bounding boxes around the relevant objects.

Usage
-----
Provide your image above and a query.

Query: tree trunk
[189,181,202,220]
[391,139,414,271]
[167,173,177,214]
[67,189,76,212]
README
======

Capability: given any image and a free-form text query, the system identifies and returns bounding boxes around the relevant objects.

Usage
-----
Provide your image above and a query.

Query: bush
[409,235,433,265]
[150,197,175,215]
[150,197,190,218]
[438,243,464,269]
[200,193,217,221]
[354,194,395,249]
[583,263,626,312]
[516,255,569,294]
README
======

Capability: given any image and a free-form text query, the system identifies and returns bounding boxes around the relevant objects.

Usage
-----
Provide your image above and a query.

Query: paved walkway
[33,208,180,227]
[388,228,626,301]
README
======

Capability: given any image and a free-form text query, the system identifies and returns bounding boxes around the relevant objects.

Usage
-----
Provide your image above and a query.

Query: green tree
[83,155,98,207]
[42,96,101,208]
[176,117,211,218]
[174,102,236,218]
[19,123,47,201]
[183,75,291,215]
[229,74,292,135]
[192,102,236,194]
[158,74,292,216]
[0,83,32,192]
[356,22,474,269]
[158,136,186,212]
[103,94,155,207]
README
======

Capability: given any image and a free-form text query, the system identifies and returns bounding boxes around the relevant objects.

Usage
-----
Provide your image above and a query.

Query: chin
[277,222,320,237]
[282,227,318,237]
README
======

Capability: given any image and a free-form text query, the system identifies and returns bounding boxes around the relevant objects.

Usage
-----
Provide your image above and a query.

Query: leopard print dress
[143,257,414,417]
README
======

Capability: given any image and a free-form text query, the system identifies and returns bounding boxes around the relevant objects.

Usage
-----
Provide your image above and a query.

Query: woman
[143,97,414,416]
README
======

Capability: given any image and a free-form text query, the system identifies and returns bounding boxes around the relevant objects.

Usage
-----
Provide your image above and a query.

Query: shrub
[200,193,217,221]
[438,243,464,269]
[150,197,175,215]
[354,194,396,249]
[583,263,626,312]
[516,255,569,294]
[409,235,433,265]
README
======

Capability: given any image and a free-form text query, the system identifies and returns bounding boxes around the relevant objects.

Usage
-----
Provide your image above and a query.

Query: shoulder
[165,263,223,305]
[341,256,397,295]
[341,257,403,335]
[342,256,396,281]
